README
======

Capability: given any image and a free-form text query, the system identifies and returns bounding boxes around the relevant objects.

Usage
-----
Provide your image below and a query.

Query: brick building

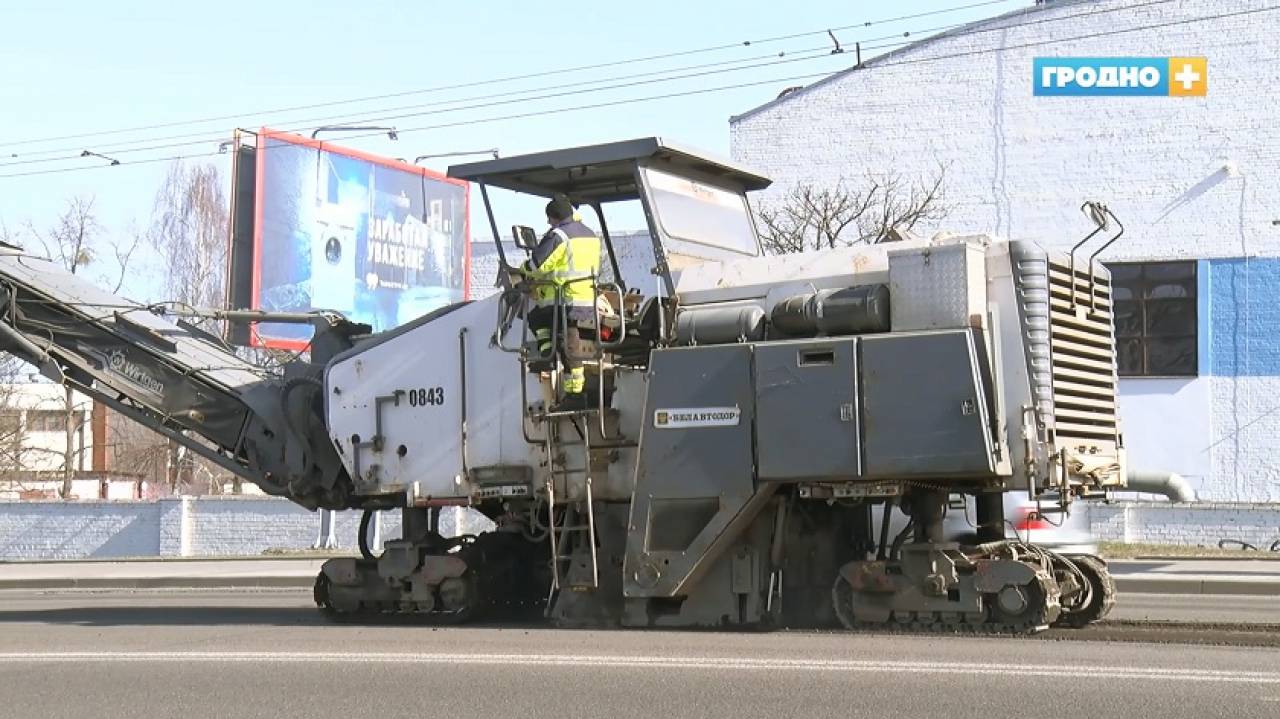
[730,0,1279,501]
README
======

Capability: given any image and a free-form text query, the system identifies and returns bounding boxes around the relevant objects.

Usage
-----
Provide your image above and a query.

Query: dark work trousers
[527,304,585,393]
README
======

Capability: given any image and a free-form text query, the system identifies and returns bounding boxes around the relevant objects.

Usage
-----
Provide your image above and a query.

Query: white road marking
[0,653,1278,684]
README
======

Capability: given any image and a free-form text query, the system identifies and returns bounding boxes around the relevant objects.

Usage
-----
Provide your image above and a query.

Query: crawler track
[832,572,1063,635]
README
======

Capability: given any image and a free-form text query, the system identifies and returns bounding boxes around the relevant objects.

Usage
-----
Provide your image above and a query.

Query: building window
[26,410,72,433]
[1107,261,1197,377]
[0,411,20,453]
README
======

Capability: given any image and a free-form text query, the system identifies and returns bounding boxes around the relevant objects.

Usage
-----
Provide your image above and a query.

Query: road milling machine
[0,138,1127,633]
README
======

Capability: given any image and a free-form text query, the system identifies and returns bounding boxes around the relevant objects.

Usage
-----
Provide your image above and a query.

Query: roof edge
[729,0,1095,125]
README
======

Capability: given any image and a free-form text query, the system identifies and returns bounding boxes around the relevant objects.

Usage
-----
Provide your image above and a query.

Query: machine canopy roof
[447,137,772,203]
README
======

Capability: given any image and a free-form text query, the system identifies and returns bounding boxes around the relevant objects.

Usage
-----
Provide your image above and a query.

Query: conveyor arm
[0,245,358,509]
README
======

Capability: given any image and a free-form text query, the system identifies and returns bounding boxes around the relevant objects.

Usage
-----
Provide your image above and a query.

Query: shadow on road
[0,605,330,627]
[0,603,552,630]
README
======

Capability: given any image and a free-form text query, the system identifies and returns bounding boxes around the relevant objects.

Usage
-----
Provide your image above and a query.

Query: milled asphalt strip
[4,576,1277,595]
[2,653,1279,683]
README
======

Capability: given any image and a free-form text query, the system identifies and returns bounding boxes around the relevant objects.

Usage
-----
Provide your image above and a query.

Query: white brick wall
[1209,376,1280,502]
[730,0,1280,502]
[3,497,1275,558]
[732,0,1279,264]
[0,498,485,560]
[1088,501,1280,548]
[0,500,164,559]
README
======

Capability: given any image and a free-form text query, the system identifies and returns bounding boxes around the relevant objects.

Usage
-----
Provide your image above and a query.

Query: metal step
[540,408,603,420]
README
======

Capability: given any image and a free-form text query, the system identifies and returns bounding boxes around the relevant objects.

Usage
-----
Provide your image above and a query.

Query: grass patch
[260,547,358,557]
[1099,541,1280,559]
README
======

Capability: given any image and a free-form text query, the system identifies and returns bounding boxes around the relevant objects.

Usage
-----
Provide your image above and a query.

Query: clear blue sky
[0,0,1020,298]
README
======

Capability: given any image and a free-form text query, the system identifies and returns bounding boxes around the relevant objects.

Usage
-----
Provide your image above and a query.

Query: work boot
[526,355,554,373]
[551,392,591,413]
[562,366,586,394]
[525,339,555,372]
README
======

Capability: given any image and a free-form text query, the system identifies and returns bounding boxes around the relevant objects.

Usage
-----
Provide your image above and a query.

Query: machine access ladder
[542,415,600,593]
[495,278,628,597]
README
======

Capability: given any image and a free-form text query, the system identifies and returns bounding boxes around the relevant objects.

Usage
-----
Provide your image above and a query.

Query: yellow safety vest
[528,221,601,307]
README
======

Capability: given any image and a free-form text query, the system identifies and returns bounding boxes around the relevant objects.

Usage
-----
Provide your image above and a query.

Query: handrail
[553,275,628,440]
[458,327,470,478]
[1085,207,1125,313]
[596,281,627,350]
[588,278,628,440]
[492,278,561,356]
[493,286,525,354]
[1067,202,1109,310]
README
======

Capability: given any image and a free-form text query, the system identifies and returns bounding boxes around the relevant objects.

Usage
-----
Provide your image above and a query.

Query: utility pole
[60,387,74,498]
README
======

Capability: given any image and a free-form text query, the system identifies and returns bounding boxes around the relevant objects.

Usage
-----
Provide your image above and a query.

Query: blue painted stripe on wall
[1197,259,1211,373]
[1208,257,1280,377]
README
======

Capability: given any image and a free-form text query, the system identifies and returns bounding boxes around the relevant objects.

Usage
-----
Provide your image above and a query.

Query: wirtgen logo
[1033,57,1206,96]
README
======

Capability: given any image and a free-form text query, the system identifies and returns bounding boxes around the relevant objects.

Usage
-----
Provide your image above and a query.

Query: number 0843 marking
[407,387,445,407]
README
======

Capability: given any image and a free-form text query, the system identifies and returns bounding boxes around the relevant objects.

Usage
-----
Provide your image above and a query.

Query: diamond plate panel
[888,242,988,332]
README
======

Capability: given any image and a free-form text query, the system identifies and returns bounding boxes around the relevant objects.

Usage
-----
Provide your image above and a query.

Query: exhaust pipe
[1123,469,1197,502]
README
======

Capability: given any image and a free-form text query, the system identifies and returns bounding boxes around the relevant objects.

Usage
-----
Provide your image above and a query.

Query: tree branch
[755,165,950,254]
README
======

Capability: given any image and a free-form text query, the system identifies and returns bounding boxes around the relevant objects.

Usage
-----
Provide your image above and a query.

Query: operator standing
[521,194,601,410]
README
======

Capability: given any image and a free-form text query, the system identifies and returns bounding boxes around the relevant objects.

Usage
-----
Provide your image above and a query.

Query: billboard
[242,128,470,348]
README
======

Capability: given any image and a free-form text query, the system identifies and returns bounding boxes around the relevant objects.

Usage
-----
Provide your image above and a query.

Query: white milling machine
[0,138,1127,632]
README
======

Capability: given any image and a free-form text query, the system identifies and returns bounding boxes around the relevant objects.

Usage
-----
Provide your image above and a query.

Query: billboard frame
[250,127,472,350]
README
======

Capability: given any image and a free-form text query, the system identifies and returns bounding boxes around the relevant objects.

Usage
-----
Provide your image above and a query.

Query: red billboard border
[250,127,472,350]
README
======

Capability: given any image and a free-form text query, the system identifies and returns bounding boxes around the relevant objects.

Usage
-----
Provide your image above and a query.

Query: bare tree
[2,201,144,499]
[103,415,168,495]
[0,225,39,496]
[20,197,109,498]
[0,359,34,494]
[26,196,100,274]
[143,161,235,495]
[756,165,950,255]
[149,162,229,321]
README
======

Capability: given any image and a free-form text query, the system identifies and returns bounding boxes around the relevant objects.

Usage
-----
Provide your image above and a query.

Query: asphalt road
[1,589,1279,719]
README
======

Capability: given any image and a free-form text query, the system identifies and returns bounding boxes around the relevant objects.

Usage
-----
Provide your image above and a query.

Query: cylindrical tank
[770,284,890,337]
[674,305,766,345]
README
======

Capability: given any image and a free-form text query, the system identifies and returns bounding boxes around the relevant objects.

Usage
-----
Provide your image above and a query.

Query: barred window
[1107,261,1197,377]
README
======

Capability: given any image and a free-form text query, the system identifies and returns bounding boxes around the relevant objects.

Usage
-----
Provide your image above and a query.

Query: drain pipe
[1123,469,1197,502]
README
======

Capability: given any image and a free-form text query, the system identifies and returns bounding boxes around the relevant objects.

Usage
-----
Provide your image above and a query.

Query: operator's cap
[545,194,574,222]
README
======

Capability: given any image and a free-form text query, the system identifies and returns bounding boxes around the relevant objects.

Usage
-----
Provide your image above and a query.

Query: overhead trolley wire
[0,0,1180,168]
[2,1,1268,180]
[0,0,1017,151]
[0,0,1174,169]
[0,46,847,165]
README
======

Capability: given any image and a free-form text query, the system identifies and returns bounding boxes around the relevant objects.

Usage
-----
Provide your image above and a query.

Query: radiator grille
[1046,262,1119,446]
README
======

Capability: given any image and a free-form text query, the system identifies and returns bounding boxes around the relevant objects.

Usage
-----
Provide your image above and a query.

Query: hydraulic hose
[358,508,377,560]
[889,519,915,561]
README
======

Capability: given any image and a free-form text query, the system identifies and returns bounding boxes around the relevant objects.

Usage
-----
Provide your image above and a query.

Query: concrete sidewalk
[0,558,324,590]
[1108,558,1280,595]
[1,557,1279,595]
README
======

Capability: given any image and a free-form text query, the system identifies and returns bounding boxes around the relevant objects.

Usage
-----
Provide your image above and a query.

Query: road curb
[0,576,315,590]
[1115,576,1280,596]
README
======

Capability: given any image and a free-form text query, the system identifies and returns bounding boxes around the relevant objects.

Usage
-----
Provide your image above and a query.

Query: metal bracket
[351,390,405,487]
